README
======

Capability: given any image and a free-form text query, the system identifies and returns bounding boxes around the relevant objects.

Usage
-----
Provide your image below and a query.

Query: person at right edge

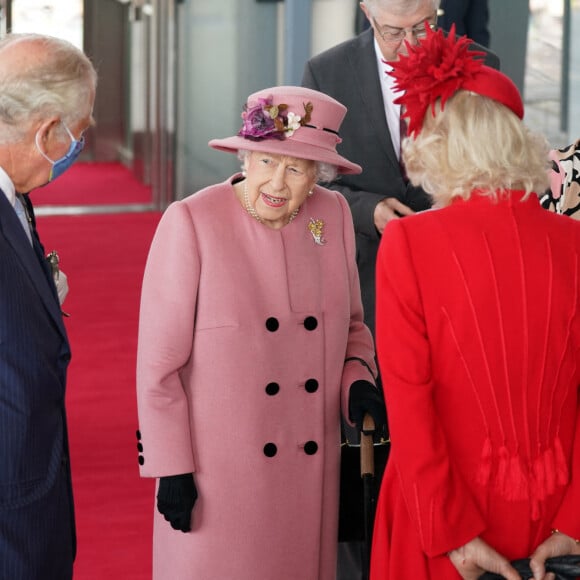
[437,0,490,47]
[302,1,498,577]
[371,24,580,580]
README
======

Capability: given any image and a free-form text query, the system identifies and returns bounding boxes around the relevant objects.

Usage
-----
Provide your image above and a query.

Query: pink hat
[209,86,362,175]
[389,25,524,136]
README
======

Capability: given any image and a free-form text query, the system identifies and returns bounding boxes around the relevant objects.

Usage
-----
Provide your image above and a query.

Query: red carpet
[35,162,152,206]
[36,210,161,579]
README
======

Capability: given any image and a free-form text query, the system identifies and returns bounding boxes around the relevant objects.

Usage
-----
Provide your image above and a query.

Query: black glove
[157,473,197,533]
[348,380,387,434]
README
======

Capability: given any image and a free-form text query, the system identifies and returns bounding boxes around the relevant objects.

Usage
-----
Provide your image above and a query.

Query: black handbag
[478,555,580,580]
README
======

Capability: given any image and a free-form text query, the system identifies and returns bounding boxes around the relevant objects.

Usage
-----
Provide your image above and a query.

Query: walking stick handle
[360,414,375,477]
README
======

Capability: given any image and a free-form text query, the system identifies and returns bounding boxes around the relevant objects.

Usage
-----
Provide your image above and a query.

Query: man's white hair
[362,0,440,17]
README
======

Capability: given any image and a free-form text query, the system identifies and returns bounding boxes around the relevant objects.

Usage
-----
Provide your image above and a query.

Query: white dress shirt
[0,164,16,206]
[0,165,32,244]
[373,38,404,161]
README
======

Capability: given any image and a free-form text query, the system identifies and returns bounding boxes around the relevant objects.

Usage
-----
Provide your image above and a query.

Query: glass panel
[10,0,83,49]
[526,0,567,146]
[174,0,279,199]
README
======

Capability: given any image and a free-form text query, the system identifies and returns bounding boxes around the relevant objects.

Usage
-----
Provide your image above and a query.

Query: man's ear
[359,2,370,22]
[35,117,62,153]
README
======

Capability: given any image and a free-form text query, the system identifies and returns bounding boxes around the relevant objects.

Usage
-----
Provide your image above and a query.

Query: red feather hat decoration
[388,24,524,136]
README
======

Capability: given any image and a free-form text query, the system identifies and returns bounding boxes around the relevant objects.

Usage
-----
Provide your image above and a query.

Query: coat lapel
[0,192,67,341]
[349,29,399,169]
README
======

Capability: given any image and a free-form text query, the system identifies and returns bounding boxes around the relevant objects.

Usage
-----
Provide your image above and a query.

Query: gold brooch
[308,218,326,245]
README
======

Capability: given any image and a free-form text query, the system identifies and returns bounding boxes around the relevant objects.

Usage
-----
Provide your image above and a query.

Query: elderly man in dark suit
[303,0,498,340]
[302,1,499,578]
[0,33,96,579]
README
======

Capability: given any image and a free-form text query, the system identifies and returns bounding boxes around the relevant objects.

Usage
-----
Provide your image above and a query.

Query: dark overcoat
[0,191,75,580]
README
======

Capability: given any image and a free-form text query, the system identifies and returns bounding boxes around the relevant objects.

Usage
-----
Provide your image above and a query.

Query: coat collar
[452,189,542,209]
[349,29,399,167]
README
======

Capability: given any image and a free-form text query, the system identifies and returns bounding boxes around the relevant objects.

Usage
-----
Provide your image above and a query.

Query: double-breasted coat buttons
[305,378,319,393]
[265,382,280,395]
[262,441,319,457]
[304,441,318,455]
[265,315,319,332]
[262,315,320,457]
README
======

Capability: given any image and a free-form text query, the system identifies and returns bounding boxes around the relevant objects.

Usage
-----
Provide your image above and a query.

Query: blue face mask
[36,122,85,182]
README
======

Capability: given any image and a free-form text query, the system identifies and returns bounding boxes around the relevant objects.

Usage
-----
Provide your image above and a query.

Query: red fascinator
[389,24,524,136]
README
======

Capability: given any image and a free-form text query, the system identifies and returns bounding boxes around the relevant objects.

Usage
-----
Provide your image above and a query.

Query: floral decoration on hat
[238,96,313,141]
[388,24,486,137]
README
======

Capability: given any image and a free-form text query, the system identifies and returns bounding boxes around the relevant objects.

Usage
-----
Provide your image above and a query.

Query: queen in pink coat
[136,86,386,580]
[370,26,580,580]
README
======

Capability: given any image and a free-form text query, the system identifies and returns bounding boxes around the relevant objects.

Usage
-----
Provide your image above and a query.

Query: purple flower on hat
[239,97,279,140]
[238,96,312,141]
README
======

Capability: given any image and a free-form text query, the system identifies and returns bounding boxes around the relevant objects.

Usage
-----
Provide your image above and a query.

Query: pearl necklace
[243,181,299,225]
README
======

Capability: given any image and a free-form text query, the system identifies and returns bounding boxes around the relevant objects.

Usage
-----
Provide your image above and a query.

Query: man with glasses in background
[302,2,498,578]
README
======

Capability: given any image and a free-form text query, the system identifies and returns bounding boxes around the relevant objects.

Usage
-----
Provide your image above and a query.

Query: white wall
[275,0,359,83]
[311,0,359,56]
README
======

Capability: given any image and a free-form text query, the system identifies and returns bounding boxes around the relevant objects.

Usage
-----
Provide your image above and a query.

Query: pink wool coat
[371,191,580,579]
[136,175,376,580]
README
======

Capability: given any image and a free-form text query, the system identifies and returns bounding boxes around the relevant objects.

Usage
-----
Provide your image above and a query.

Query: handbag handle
[360,414,375,478]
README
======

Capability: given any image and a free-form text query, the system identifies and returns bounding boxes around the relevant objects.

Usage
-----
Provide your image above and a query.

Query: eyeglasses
[372,13,437,44]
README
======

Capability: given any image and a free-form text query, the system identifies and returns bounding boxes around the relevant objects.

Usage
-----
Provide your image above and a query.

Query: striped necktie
[14,194,32,245]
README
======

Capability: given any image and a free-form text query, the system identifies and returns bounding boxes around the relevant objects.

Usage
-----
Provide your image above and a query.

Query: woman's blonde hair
[403,90,550,206]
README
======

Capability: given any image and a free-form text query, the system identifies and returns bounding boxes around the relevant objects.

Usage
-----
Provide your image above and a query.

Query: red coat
[371,191,580,579]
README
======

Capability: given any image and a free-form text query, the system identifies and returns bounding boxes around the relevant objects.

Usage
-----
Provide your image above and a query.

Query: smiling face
[242,151,317,229]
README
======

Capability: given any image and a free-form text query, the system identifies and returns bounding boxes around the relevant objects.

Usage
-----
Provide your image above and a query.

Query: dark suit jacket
[438,0,490,47]
[302,28,499,337]
[0,191,75,579]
